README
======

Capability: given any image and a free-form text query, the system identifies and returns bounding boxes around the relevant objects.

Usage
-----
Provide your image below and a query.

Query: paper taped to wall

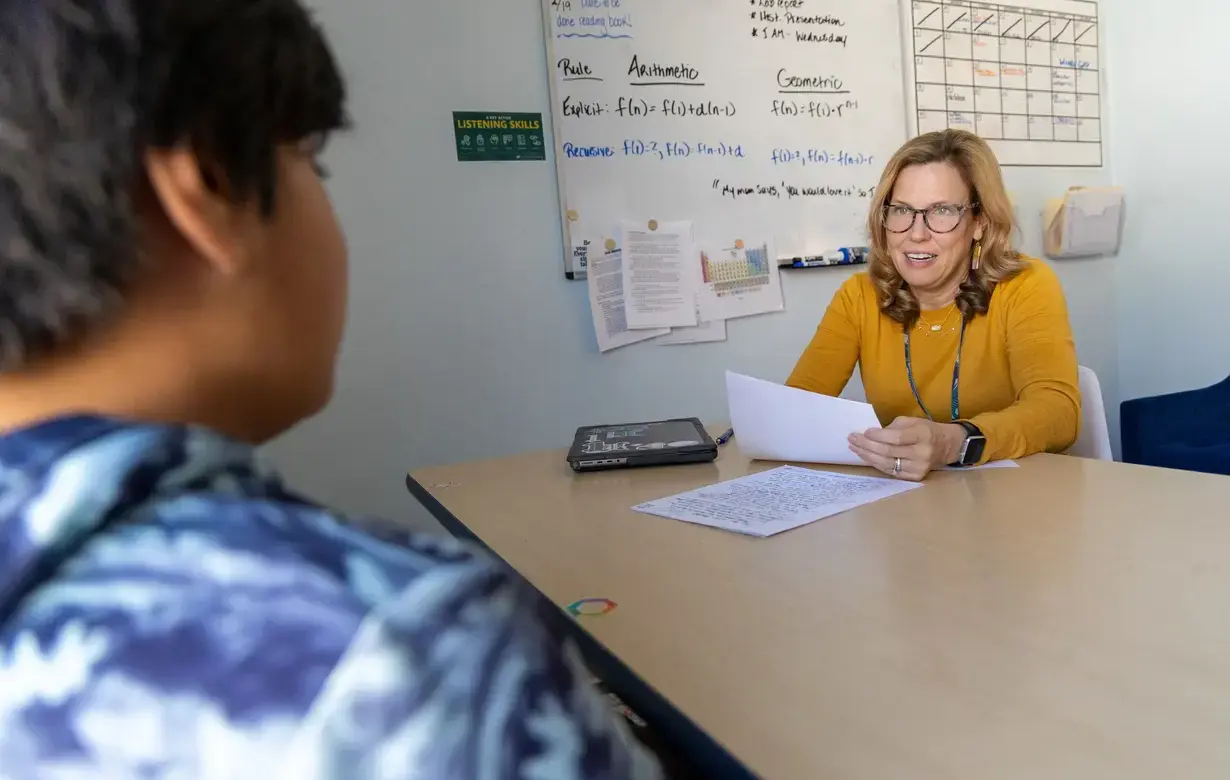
[621,220,698,330]
[696,240,784,322]
[656,315,727,345]
[587,247,668,352]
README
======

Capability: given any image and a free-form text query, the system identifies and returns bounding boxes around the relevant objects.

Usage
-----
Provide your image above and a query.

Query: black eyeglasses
[883,202,977,234]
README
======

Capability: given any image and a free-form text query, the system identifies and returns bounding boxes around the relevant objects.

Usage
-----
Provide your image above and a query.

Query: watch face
[963,435,987,465]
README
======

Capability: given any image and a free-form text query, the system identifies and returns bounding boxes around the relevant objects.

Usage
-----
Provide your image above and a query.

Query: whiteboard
[542,0,909,278]
[903,0,1103,167]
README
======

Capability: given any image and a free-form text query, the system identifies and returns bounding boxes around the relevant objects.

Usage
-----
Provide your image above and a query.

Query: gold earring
[971,242,982,271]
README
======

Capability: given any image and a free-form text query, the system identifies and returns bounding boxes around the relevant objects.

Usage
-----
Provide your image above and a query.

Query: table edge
[403,472,757,780]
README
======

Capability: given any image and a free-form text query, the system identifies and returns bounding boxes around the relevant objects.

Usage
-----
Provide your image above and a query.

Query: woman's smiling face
[884,161,984,304]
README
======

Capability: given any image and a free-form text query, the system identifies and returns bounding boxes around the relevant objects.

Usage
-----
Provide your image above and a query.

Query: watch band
[953,420,986,466]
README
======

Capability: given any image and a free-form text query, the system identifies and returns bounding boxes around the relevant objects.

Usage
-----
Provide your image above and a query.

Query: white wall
[267,0,1121,527]
[1106,1,1230,404]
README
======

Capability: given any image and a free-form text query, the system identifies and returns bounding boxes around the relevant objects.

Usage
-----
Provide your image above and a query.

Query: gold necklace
[917,307,956,334]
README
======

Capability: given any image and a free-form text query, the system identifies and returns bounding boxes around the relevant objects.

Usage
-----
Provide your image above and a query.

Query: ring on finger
[893,456,902,475]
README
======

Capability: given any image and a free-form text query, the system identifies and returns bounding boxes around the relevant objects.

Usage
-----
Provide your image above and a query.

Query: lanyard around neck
[904,316,967,422]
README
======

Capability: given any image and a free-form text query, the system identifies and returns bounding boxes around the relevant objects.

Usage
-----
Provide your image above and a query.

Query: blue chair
[1120,375,1230,475]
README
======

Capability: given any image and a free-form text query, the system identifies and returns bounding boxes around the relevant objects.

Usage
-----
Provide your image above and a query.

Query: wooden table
[407,441,1230,780]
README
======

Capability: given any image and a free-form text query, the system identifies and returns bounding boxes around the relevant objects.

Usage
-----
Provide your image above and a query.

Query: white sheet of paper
[587,248,668,352]
[621,220,698,330]
[632,465,921,538]
[696,240,785,322]
[726,371,882,465]
[655,317,726,345]
[938,459,1018,471]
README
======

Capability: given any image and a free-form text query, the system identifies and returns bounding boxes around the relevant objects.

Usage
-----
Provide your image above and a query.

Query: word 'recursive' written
[563,143,614,158]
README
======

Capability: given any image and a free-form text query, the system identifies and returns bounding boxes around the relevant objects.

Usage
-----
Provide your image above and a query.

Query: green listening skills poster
[453,112,546,161]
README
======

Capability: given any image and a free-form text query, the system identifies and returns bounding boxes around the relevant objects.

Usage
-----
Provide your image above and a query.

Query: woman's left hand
[848,417,966,481]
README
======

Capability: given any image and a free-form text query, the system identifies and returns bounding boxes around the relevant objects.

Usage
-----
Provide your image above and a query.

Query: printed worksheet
[587,247,669,352]
[621,220,698,330]
[632,465,921,538]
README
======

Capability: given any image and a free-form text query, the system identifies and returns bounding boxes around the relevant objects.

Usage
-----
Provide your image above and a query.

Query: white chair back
[1068,365,1113,461]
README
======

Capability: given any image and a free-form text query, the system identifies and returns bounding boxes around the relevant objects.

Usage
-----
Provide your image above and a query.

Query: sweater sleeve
[785,274,862,396]
[968,262,1082,462]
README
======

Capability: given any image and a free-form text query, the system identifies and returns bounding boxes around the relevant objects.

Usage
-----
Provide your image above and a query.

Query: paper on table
[696,240,785,322]
[621,220,698,330]
[726,371,881,465]
[655,312,726,345]
[632,465,921,538]
[587,248,668,352]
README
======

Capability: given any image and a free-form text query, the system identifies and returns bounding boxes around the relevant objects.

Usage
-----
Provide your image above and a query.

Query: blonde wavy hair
[867,129,1023,328]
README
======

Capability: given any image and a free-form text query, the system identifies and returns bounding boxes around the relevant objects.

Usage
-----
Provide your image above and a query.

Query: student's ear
[144,148,257,276]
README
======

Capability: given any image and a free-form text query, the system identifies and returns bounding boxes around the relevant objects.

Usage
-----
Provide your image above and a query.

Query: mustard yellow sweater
[786,258,1081,463]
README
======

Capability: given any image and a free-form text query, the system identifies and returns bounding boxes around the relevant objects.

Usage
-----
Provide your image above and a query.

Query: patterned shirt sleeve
[279,514,667,780]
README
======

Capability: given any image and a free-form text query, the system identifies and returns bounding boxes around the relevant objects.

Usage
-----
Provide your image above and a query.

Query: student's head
[867,129,1020,323]
[0,0,348,442]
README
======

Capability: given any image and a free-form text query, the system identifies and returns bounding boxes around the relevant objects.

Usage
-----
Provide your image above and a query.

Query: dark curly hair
[0,0,348,371]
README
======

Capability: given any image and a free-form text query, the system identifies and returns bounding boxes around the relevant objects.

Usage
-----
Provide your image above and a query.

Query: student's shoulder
[1,491,547,777]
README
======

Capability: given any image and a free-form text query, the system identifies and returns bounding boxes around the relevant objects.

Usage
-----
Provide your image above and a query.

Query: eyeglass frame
[882,202,979,234]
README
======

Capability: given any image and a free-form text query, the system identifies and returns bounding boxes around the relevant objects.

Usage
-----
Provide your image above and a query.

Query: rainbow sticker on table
[567,598,617,617]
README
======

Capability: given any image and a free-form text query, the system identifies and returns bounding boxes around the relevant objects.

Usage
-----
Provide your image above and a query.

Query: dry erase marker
[835,246,869,263]
[791,246,868,268]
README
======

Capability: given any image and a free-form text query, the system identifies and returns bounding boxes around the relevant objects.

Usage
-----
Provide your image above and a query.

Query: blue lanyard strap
[904,317,967,422]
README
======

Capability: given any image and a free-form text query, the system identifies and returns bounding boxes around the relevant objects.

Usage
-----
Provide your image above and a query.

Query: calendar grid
[910,0,1103,167]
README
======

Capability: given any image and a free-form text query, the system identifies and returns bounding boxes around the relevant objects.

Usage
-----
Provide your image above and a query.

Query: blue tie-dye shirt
[0,415,663,779]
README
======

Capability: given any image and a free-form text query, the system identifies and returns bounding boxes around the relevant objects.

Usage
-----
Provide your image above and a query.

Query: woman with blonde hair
[787,129,1080,480]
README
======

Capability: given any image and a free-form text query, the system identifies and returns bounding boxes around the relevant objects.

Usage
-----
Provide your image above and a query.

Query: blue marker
[716,428,735,446]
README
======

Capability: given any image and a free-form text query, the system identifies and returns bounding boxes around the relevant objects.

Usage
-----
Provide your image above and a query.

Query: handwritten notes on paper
[588,247,668,352]
[726,371,881,465]
[633,465,920,538]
